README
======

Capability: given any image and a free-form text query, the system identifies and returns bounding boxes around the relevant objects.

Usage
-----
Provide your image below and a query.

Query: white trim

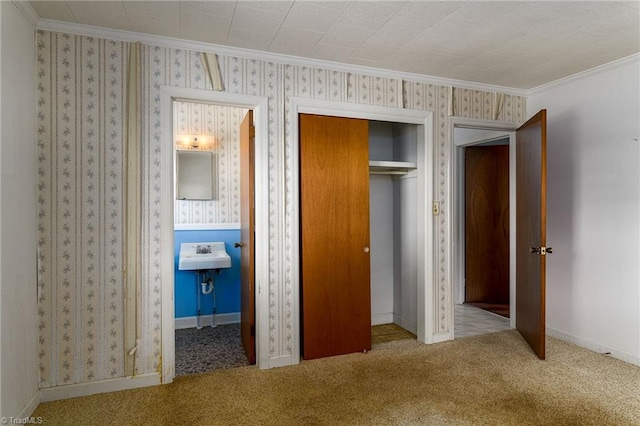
[508,132,517,329]
[35,19,527,96]
[39,373,161,402]
[393,314,417,336]
[13,0,39,27]
[175,312,240,329]
[18,390,40,419]
[174,223,240,231]
[160,87,270,384]
[452,131,512,306]
[432,332,453,343]
[528,53,640,95]
[290,97,434,352]
[267,356,299,369]
[292,98,436,124]
[547,328,640,367]
[454,130,511,147]
[372,313,394,326]
[449,117,520,335]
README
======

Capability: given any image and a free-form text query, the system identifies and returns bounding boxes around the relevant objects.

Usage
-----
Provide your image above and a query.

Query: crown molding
[13,0,39,27]
[36,18,529,97]
[528,53,640,95]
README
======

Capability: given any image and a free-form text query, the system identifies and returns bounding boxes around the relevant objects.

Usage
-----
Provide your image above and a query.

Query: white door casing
[450,117,519,332]
[160,87,269,382]
[290,97,434,352]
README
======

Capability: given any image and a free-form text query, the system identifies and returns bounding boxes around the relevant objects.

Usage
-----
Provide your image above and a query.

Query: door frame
[290,97,434,356]
[160,87,269,382]
[450,117,519,330]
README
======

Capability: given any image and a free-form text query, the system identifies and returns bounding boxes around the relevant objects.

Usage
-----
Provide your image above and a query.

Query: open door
[240,110,256,365]
[515,109,548,360]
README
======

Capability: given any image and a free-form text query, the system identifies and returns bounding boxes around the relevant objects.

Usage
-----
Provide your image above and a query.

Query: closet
[300,114,418,360]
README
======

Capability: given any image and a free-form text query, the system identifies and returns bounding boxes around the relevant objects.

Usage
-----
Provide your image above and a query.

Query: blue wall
[174,229,241,318]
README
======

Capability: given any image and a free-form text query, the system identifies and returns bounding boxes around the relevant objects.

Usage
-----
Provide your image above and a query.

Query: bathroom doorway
[172,101,253,376]
[160,87,269,383]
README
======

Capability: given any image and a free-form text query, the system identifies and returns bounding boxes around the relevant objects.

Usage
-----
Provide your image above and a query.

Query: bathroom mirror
[176,150,216,200]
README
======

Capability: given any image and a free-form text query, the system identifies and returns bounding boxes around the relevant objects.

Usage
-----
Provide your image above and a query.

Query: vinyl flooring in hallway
[454,303,511,338]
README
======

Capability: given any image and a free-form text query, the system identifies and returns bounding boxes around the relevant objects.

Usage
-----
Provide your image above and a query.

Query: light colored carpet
[34,330,640,425]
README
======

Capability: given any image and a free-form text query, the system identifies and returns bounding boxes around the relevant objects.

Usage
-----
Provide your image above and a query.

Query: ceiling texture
[30,1,640,90]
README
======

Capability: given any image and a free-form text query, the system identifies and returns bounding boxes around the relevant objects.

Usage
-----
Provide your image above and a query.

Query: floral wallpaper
[36,32,126,386]
[173,102,246,225]
[36,30,525,387]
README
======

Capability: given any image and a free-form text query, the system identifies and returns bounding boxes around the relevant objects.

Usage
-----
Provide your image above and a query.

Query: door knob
[530,246,553,255]
[363,247,370,253]
[234,242,243,248]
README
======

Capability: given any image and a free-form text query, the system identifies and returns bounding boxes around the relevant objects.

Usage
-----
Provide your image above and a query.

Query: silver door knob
[363,247,370,253]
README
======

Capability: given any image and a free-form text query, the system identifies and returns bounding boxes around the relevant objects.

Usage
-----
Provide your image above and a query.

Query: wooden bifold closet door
[299,113,371,360]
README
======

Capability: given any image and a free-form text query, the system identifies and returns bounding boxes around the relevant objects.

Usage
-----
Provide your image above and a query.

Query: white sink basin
[178,242,231,270]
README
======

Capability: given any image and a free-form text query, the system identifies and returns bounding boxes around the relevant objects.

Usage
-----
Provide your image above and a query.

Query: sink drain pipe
[201,275,216,328]
[195,271,203,329]
[195,270,217,329]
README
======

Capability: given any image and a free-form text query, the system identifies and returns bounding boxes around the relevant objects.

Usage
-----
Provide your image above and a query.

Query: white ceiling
[30,1,640,89]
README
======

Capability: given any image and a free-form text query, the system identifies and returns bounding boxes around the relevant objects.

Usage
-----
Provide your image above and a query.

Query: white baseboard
[40,373,161,402]
[175,312,240,329]
[268,354,299,369]
[18,389,40,419]
[547,327,640,367]
[393,313,417,335]
[432,332,453,343]
[371,312,394,326]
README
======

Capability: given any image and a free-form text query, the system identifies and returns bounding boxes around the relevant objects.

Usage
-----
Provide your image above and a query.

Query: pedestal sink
[178,242,231,270]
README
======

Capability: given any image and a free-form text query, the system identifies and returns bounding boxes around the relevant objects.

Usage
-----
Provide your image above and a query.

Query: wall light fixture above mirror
[176,134,213,150]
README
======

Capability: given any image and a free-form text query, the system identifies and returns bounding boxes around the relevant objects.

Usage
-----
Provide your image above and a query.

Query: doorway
[160,87,269,383]
[298,116,423,359]
[451,119,518,338]
[465,140,510,318]
[171,101,254,376]
[291,98,434,359]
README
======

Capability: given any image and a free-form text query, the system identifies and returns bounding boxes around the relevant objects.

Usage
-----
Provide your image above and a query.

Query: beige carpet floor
[34,330,640,425]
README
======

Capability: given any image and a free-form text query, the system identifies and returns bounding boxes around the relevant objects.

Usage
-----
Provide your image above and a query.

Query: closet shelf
[369,160,417,175]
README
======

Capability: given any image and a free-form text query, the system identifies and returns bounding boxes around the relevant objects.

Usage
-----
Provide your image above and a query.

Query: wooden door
[516,109,548,360]
[300,114,371,360]
[240,110,255,365]
[465,145,510,307]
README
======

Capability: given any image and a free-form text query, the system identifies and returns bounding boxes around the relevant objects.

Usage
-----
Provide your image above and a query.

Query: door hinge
[530,246,553,255]
[432,201,440,216]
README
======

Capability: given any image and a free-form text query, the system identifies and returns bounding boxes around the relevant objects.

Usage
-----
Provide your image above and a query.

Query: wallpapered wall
[36,30,525,388]
[173,102,247,225]
[36,33,127,386]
